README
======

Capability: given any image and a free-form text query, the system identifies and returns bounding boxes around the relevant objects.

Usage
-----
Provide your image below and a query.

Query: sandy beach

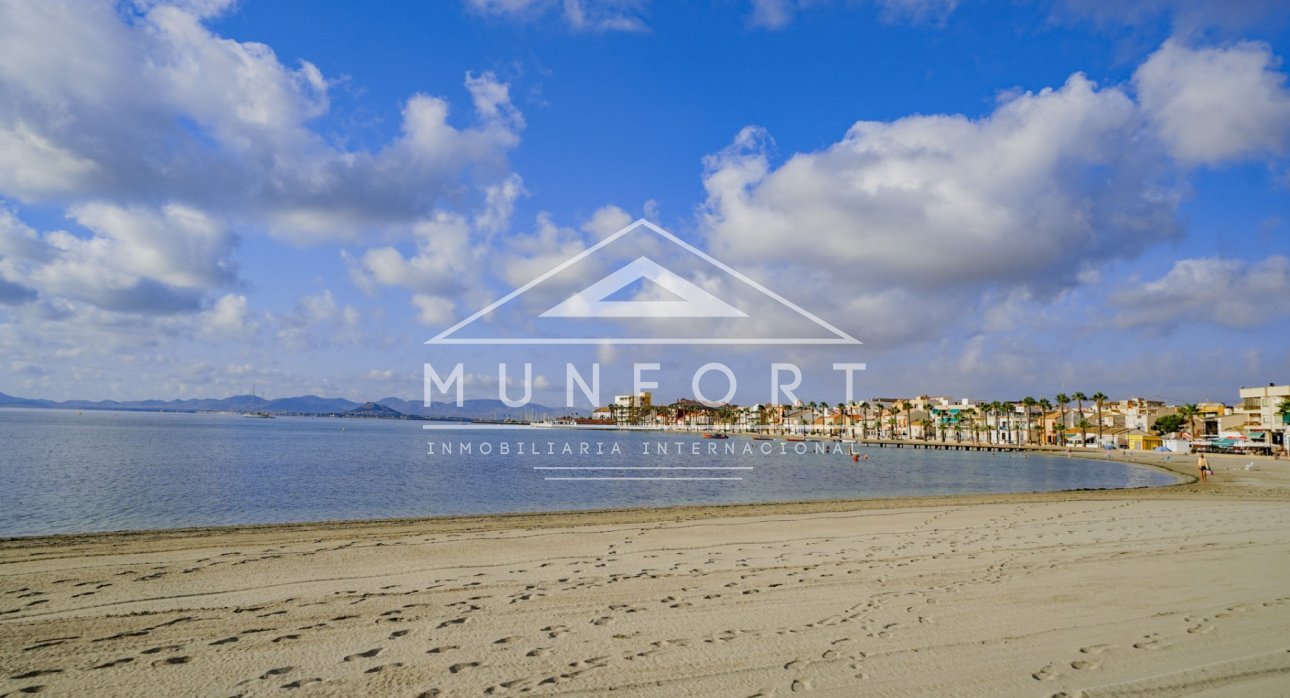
[3,452,1290,697]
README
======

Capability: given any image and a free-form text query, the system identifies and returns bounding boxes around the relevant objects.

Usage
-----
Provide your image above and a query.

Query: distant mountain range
[0,392,571,421]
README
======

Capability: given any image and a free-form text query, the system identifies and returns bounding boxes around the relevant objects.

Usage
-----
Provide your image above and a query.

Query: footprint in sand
[448,661,482,674]
[427,645,459,654]
[1070,660,1100,671]
[1079,644,1115,654]
[93,657,135,669]
[343,648,383,661]
[260,666,294,680]
[1132,635,1171,651]
[272,634,300,643]
[24,639,75,651]
[10,670,63,680]
[151,656,191,667]
[1032,664,1060,681]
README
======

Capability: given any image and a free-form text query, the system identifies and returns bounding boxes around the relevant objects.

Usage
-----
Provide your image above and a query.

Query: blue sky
[0,0,1288,407]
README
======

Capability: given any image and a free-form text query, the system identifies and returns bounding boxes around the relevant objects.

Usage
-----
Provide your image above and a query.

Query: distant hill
[0,391,571,421]
[375,397,569,420]
[264,395,361,413]
[346,402,403,418]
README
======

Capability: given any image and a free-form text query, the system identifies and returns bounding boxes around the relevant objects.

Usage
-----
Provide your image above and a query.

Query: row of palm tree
[611,391,1158,447]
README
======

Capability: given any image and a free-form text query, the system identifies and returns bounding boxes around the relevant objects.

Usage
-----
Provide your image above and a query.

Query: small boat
[702,432,729,439]
[751,435,774,441]
[785,437,806,442]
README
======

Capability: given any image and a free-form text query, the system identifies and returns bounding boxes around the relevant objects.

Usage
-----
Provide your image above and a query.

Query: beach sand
[3,452,1290,696]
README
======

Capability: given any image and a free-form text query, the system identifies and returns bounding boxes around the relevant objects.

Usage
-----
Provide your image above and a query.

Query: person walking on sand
[1197,454,1209,483]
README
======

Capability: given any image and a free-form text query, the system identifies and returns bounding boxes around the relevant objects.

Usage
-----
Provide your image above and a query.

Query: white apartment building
[1236,383,1289,450]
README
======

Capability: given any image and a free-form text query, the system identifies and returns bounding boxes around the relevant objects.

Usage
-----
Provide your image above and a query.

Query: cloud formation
[1135,40,1290,164]
[701,74,1178,294]
[466,0,648,32]
[0,0,523,242]
[1111,256,1290,330]
[698,40,1290,346]
[0,204,235,314]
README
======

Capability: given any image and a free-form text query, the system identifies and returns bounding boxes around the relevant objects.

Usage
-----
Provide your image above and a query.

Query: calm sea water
[0,408,1179,537]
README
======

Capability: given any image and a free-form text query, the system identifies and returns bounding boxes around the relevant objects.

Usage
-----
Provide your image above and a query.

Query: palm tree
[1092,392,1107,447]
[1076,418,1092,447]
[989,401,1003,444]
[1056,393,1070,436]
[1038,398,1052,445]
[1178,403,1199,439]
[1023,396,1037,445]
[1072,392,1087,429]
[859,401,870,439]
[1053,421,1067,447]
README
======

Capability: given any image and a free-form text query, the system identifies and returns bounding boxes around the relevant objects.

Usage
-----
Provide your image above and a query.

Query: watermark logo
[427,219,859,345]
[422,219,866,483]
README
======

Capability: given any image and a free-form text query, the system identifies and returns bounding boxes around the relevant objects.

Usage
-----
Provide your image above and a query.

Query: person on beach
[1197,454,1209,482]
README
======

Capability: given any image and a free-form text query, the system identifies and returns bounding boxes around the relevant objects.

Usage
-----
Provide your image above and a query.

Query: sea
[0,408,1180,538]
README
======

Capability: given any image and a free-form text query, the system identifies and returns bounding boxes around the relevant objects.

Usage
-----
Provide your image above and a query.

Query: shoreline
[0,448,1198,546]
[3,451,1288,696]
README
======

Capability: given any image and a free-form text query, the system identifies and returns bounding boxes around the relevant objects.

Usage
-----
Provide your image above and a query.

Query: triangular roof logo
[427,219,860,345]
[542,256,747,318]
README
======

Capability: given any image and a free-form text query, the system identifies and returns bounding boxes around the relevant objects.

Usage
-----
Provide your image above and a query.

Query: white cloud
[1057,0,1290,37]
[581,205,633,237]
[466,0,648,32]
[748,0,958,29]
[749,0,797,29]
[1135,40,1290,165]
[1,203,236,314]
[1111,256,1290,330]
[701,74,1179,300]
[200,294,258,339]
[475,173,528,234]
[873,0,959,25]
[412,294,457,326]
[348,212,476,297]
[496,212,588,287]
[271,290,365,350]
[0,0,524,242]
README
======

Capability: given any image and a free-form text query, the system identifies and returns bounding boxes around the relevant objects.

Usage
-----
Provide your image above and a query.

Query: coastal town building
[1234,384,1289,451]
